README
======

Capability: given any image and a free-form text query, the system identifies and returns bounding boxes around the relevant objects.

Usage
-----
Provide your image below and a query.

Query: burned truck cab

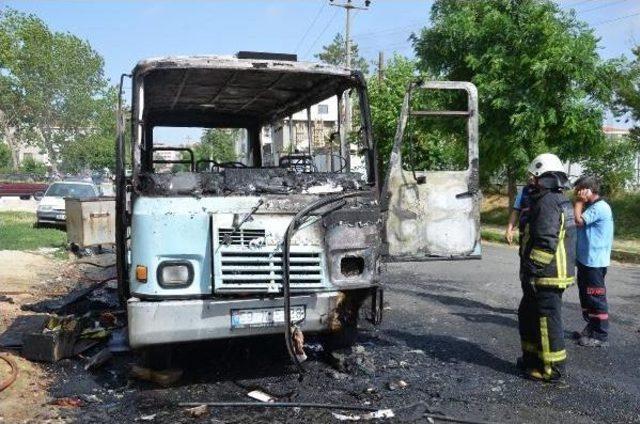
[115,53,481,353]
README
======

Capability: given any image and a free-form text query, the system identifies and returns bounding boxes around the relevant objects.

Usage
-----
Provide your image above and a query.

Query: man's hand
[575,188,592,203]
[505,227,514,245]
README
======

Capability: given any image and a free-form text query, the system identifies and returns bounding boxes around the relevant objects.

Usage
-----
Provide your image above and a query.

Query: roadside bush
[19,156,48,178]
[582,137,638,196]
[0,143,12,172]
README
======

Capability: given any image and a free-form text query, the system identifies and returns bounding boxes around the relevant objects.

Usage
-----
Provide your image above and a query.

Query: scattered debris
[22,315,80,362]
[130,365,183,387]
[21,278,115,314]
[247,389,276,403]
[51,397,84,408]
[184,404,208,418]
[84,347,112,371]
[330,346,376,376]
[0,314,49,348]
[408,349,425,355]
[107,327,130,352]
[387,380,408,391]
[137,413,157,421]
[0,295,14,304]
[332,409,395,421]
[0,354,18,393]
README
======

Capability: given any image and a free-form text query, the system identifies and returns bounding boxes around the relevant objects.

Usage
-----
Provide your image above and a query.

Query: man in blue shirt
[573,176,614,347]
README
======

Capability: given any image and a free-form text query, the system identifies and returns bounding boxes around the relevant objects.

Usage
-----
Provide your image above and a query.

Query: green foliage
[194,128,238,165]
[413,0,617,184]
[612,46,640,146]
[0,8,111,171]
[367,54,468,173]
[582,137,638,196]
[315,33,369,74]
[0,142,11,171]
[0,211,66,252]
[19,156,47,177]
[60,87,118,173]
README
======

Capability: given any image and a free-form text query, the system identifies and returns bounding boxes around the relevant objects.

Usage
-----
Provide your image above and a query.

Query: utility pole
[330,0,370,171]
[378,51,384,82]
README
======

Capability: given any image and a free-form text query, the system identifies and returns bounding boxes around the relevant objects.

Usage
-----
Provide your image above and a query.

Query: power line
[303,8,339,59]
[565,0,597,7]
[593,9,640,26]
[577,0,628,14]
[295,0,327,54]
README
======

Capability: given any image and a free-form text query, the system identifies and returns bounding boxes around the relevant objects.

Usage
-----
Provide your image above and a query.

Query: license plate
[56,214,65,220]
[231,306,305,329]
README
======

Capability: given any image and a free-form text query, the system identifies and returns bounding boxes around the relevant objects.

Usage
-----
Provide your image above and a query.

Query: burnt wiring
[281,191,369,375]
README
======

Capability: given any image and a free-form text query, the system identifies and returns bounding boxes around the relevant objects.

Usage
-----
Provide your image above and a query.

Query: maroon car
[0,174,49,200]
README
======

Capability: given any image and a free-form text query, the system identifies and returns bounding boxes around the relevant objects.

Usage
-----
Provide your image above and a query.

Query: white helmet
[527,153,564,177]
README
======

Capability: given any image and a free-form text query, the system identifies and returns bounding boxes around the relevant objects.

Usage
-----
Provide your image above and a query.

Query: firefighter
[517,153,576,382]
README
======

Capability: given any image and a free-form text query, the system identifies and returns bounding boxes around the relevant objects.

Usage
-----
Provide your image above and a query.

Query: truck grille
[217,250,325,292]
[218,228,266,247]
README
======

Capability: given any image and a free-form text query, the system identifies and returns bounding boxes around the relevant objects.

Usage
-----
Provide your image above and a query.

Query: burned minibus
[115,53,481,361]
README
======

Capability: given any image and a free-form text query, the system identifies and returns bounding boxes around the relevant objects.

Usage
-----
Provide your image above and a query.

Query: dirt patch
[0,250,63,294]
[0,352,52,423]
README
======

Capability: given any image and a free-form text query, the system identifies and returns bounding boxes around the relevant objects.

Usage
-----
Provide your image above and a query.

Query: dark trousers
[518,272,566,374]
[577,261,609,341]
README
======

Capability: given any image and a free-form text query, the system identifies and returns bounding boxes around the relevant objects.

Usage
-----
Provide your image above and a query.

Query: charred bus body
[115,53,481,354]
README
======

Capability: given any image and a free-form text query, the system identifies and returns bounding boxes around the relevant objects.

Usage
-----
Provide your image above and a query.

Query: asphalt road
[45,244,640,423]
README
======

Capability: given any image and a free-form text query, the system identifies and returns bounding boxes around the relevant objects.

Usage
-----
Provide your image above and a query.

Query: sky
[3,0,639,142]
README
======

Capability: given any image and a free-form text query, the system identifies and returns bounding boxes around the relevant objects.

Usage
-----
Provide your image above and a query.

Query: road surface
[36,245,640,423]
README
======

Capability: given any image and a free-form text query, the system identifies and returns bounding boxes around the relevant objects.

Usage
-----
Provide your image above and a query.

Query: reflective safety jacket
[520,187,576,289]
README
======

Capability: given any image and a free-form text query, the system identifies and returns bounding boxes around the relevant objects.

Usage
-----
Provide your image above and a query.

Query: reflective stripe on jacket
[520,188,576,289]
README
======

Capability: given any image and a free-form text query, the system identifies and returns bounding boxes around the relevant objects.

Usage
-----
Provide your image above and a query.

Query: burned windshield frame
[129,65,376,186]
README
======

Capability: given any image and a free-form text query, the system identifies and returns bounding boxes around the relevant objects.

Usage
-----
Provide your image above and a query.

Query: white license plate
[56,214,65,220]
[231,306,306,329]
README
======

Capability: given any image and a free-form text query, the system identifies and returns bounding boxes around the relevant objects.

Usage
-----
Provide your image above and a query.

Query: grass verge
[481,225,640,264]
[0,211,67,253]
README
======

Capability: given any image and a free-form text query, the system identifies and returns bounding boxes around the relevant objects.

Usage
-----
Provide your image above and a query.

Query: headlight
[38,205,52,211]
[157,261,194,288]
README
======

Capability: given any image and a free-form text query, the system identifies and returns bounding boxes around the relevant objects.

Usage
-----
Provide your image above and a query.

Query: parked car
[0,174,49,200]
[36,181,101,226]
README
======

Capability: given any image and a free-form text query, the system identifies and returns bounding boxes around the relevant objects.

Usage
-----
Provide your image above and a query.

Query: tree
[60,87,118,173]
[19,156,47,177]
[613,46,640,146]
[367,55,418,169]
[193,128,238,166]
[315,33,369,74]
[0,8,110,172]
[412,0,617,202]
[583,137,637,196]
[0,142,11,172]
[368,54,469,175]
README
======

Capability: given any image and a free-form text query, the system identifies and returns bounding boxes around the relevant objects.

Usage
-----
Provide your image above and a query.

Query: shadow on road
[385,329,519,377]
[451,312,519,329]
[395,288,517,316]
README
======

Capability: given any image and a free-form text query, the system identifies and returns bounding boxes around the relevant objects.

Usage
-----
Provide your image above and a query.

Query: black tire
[19,195,30,200]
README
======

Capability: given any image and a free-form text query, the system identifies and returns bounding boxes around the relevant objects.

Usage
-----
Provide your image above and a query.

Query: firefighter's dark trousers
[577,261,609,341]
[518,272,566,374]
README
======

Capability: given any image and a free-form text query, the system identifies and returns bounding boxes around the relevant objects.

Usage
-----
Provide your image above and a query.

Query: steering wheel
[219,161,247,168]
[279,155,317,173]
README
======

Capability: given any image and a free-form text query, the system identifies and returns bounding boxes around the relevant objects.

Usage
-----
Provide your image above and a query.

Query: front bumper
[127,291,341,348]
[36,210,66,224]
